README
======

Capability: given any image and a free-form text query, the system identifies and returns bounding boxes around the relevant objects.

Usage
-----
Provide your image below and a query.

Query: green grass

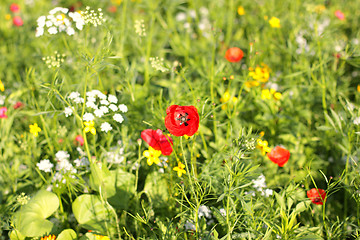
[0,0,360,239]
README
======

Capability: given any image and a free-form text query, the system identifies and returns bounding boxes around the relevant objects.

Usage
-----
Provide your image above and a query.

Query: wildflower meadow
[1,0,360,239]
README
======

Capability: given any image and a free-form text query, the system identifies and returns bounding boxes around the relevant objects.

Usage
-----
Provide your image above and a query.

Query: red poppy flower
[164,105,199,137]
[10,3,20,13]
[13,16,23,26]
[75,135,84,146]
[225,47,244,62]
[141,129,173,155]
[13,101,24,109]
[307,188,326,205]
[267,146,290,167]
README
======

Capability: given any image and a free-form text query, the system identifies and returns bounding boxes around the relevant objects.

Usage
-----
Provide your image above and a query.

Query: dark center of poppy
[175,113,190,126]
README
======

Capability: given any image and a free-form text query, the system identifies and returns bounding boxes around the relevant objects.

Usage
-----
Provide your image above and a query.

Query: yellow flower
[264,15,268,20]
[143,147,161,166]
[84,121,96,135]
[29,123,41,137]
[269,17,281,28]
[5,14,11,21]
[273,91,282,100]
[220,91,238,109]
[248,64,270,84]
[261,88,282,100]
[357,84,360,93]
[256,139,272,155]
[237,6,245,15]
[111,0,122,5]
[245,80,260,88]
[173,162,186,177]
[314,5,326,14]
[41,235,56,240]
[95,235,110,240]
[0,80,4,92]
[259,131,265,137]
[261,89,272,100]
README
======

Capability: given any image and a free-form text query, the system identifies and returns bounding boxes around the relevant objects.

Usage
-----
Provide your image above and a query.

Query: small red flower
[13,101,24,109]
[13,16,23,26]
[141,129,173,155]
[267,146,290,167]
[10,3,20,13]
[334,10,345,21]
[307,188,326,205]
[225,47,244,63]
[165,105,199,137]
[75,135,84,146]
[0,107,8,118]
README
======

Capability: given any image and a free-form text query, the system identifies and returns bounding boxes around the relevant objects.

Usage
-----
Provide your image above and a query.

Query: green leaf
[72,194,110,233]
[89,166,135,210]
[294,202,308,214]
[143,171,170,209]
[9,229,25,240]
[274,191,286,210]
[57,229,77,240]
[295,235,323,240]
[13,190,59,237]
[79,232,98,240]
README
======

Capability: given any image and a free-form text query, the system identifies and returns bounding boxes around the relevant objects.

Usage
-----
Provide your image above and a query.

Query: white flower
[0,95,5,105]
[184,221,196,231]
[86,101,98,110]
[100,99,109,105]
[48,26,58,34]
[198,205,212,219]
[97,92,107,100]
[83,112,95,121]
[36,159,54,173]
[35,27,44,37]
[219,208,226,217]
[56,158,76,174]
[69,91,80,100]
[55,151,70,161]
[74,97,84,104]
[252,174,267,191]
[86,91,97,98]
[100,106,109,114]
[64,107,73,117]
[52,172,65,183]
[262,189,273,197]
[113,113,124,123]
[109,104,118,111]
[74,157,89,167]
[176,12,187,21]
[101,122,112,132]
[354,117,360,125]
[94,109,104,118]
[106,150,124,164]
[118,104,128,113]
[37,16,46,27]
[87,96,96,102]
[108,94,118,104]
[66,27,75,36]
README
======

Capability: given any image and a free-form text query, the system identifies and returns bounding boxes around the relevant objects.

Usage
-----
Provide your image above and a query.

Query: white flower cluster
[42,51,66,68]
[35,7,85,37]
[251,174,273,197]
[65,90,128,133]
[37,150,89,186]
[175,7,212,38]
[149,57,168,72]
[106,141,125,164]
[82,6,105,27]
[134,19,146,37]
